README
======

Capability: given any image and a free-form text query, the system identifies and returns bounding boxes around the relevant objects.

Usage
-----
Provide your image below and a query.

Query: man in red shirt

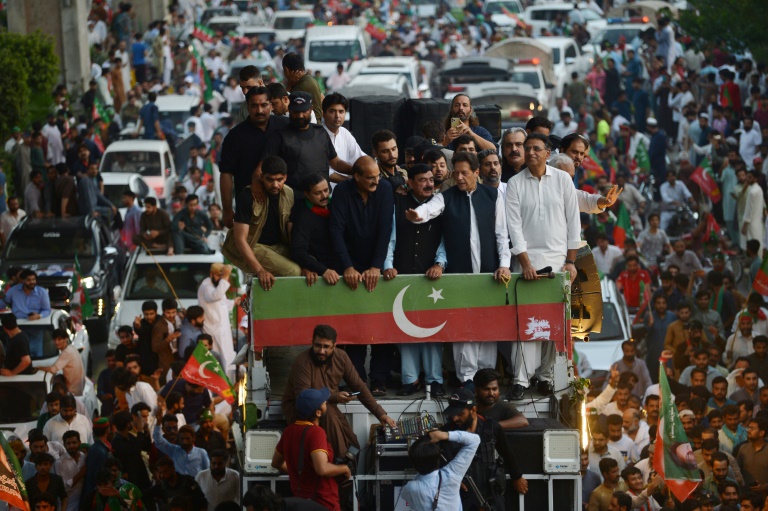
[720,70,742,114]
[616,255,652,310]
[272,387,351,510]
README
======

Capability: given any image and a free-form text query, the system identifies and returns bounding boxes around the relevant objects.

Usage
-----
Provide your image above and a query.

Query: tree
[678,0,768,63]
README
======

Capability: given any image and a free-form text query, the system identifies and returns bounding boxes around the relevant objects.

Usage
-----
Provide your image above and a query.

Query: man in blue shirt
[153,405,210,476]
[442,94,496,151]
[131,33,147,83]
[5,269,51,320]
[136,92,163,141]
[401,426,480,511]
[630,79,650,133]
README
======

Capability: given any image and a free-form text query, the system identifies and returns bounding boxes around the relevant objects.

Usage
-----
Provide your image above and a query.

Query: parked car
[582,18,654,56]
[339,74,414,99]
[523,3,604,36]
[101,173,156,219]
[482,0,524,33]
[575,278,633,388]
[206,15,247,37]
[462,82,543,129]
[100,140,178,208]
[0,217,122,342]
[108,250,243,348]
[201,5,244,26]
[270,10,314,42]
[537,36,592,94]
[438,57,516,98]
[304,25,368,78]
[351,56,432,98]
[239,27,278,46]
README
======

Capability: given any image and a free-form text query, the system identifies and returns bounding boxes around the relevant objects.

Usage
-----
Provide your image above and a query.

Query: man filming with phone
[282,325,397,510]
[442,94,496,151]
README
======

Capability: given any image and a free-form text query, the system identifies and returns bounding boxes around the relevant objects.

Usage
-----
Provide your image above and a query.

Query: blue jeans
[400,343,443,385]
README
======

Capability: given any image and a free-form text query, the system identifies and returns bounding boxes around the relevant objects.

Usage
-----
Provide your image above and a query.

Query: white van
[304,25,367,78]
[99,140,178,208]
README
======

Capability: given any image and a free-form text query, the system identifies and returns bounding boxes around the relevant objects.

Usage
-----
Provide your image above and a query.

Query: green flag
[653,365,701,502]
[0,431,30,511]
[181,343,235,404]
[190,44,213,102]
[634,139,651,174]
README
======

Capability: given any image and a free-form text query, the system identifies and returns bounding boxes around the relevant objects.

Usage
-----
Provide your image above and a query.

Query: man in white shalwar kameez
[741,169,765,252]
[198,263,237,377]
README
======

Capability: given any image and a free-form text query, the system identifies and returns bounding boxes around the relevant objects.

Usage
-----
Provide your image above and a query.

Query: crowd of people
[3,0,768,510]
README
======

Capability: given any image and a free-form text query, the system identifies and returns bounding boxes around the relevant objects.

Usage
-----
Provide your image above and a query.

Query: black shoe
[507,384,525,400]
[530,375,540,388]
[537,380,554,395]
[371,383,388,397]
[429,382,445,397]
[397,381,421,396]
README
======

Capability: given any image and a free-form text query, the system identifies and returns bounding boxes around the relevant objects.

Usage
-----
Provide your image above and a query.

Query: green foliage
[0,31,58,139]
[678,0,768,62]
[0,151,17,199]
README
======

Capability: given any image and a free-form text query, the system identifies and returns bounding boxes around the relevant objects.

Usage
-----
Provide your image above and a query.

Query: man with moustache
[282,326,396,508]
[478,149,505,195]
[442,94,496,151]
[553,138,622,213]
[473,369,528,429]
[372,130,408,195]
[291,174,342,286]
[405,152,511,390]
[500,127,526,181]
[382,164,447,397]
[220,86,287,228]
[440,388,527,511]
[264,91,352,191]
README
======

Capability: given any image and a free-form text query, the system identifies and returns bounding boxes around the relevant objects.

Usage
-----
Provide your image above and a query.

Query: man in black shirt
[114,325,139,366]
[291,174,341,286]
[264,91,352,190]
[219,86,289,228]
[111,410,151,490]
[221,155,300,290]
[194,410,226,456]
[441,389,528,511]
[133,301,159,376]
[329,156,394,394]
[1,314,34,375]
[473,369,528,429]
[147,457,207,511]
[382,164,446,397]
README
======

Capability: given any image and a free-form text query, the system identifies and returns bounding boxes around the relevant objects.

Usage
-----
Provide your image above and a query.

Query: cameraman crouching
[401,428,480,511]
[272,388,351,511]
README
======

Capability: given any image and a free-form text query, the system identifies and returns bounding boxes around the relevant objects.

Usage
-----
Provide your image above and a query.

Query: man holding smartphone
[442,94,496,151]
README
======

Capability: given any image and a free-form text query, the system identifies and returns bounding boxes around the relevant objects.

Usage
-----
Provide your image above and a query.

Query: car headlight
[82,277,95,289]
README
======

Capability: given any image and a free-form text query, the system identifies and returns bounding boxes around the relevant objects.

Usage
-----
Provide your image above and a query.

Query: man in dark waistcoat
[383,164,446,397]
[405,152,511,391]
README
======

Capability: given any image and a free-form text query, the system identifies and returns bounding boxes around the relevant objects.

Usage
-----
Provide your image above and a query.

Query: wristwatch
[565,260,576,265]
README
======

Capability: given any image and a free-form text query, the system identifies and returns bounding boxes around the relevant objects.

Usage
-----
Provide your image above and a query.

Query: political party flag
[251,274,568,348]
[192,23,214,43]
[690,157,721,203]
[583,147,607,180]
[92,96,112,124]
[189,44,214,102]
[613,202,634,249]
[0,431,29,511]
[182,343,235,403]
[365,16,387,41]
[501,5,527,28]
[701,214,720,243]
[632,279,652,325]
[753,253,768,295]
[70,254,94,324]
[634,139,651,174]
[653,366,702,502]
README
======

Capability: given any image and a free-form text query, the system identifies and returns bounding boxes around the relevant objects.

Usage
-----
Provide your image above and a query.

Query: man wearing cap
[440,388,527,510]
[263,91,352,191]
[740,169,765,252]
[81,416,112,508]
[220,86,289,228]
[195,409,226,456]
[197,263,237,372]
[272,387,351,511]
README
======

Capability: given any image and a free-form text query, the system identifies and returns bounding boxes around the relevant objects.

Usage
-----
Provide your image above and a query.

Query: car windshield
[6,227,94,260]
[485,1,521,14]
[16,325,59,360]
[243,31,276,44]
[551,48,561,64]
[475,94,539,119]
[308,41,362,63]
[530,9,569,21]
[592,28,642,47]
[102,151,162,177]
[361,70,414,87]
[510,71,541,89]
[589,302,625,341]
[274,16,312,30]
[0,382,46,423]
[125,262,214,300]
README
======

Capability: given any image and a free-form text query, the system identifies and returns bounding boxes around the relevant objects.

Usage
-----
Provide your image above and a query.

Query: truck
[234,268,601,510]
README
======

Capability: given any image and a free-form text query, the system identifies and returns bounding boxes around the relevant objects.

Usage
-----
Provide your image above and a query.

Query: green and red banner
[632,139,651,175]
[753,253,768,295]
[583,147,606,181]
[0,431,29,511]
[181,343,235,404]
[192,23,214,43]
[613,202,634,249]
[690,157,721,203]
[251,274,569,348]
[653,365,701,502]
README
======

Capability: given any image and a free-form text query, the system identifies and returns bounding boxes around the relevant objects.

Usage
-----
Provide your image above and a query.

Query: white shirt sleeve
[562,172,582,250]
[577,189,602,214]
[506,176,527,256]
[495,190,511,267]
[412,192,446,224]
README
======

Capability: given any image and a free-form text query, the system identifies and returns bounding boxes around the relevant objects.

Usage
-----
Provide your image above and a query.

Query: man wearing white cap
[197,263,238,377]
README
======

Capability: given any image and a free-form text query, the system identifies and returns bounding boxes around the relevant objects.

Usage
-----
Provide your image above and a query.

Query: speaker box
[504,418,573,474]
[349,96,406,155]
[506,477,577,511]
[473,104,502,140]
[402,98,452,140]
[571,245,603,338]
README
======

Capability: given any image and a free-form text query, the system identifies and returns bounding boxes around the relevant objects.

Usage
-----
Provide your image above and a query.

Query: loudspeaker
[571,245,603,339]
[402,98,452,140]
[504,418,573,474]
[506,477,577,511]
[473,104,502,140]
[349,96,406,155]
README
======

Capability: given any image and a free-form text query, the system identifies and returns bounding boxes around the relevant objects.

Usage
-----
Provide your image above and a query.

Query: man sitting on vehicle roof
[4,269,51,320]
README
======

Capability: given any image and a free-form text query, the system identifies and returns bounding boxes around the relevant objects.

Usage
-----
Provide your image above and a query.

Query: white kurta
[198,277,236,373]
[505,165,581,386]
[741,182,765,251]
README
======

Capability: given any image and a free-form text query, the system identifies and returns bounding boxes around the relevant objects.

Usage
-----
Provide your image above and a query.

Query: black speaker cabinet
[505,418,571,474]
[402,98,452,140]
[349,96,406,155]
[474,104,502,140]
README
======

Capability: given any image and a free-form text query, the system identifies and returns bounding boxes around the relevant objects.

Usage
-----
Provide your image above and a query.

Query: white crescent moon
[198,360,213,379]
[392,285,447,338]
